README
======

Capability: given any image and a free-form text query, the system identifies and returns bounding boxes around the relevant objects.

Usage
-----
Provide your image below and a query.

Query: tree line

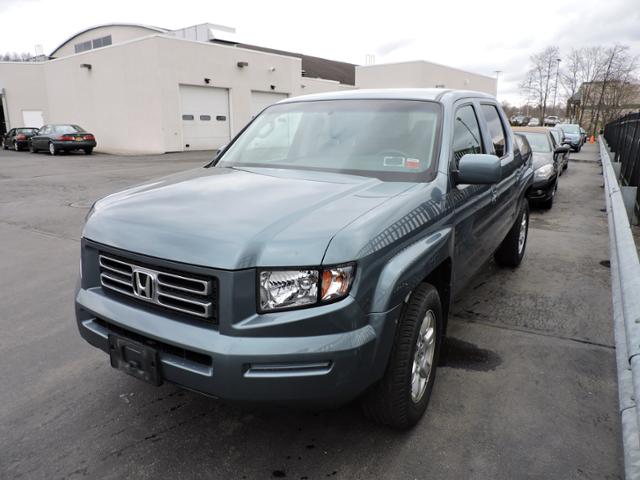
[0,52,38,62]
[518,45,639,134]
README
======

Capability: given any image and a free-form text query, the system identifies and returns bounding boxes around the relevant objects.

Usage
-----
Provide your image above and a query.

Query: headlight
[259,264,355,312]
[534,164,554,180]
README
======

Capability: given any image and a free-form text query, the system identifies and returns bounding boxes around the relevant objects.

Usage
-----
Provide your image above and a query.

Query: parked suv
[76,89,533,428]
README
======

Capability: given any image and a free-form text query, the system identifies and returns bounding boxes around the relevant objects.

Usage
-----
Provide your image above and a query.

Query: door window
[480,104,507,157]
[452,105,483,166]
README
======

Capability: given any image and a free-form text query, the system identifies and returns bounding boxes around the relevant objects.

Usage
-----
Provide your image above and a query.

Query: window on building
[74,41,92,54]
[92,35,112,49]
[182,114,194,121]
[481,104,507,157]
[74,35,112,53]
[199,115,211,121]
[452,104,483,166]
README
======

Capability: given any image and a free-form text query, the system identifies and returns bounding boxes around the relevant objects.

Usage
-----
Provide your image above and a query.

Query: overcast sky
[1,0,639,104]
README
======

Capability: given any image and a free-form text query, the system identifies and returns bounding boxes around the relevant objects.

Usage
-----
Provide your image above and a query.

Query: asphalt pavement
[0,144,622,479]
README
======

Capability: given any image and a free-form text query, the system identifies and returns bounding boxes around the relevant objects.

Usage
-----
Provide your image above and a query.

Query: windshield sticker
[406,158,421,169]
[383,156,405,167]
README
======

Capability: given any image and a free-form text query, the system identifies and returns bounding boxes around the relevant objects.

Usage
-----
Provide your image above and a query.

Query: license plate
[108,334,162,386]
[75,137,83,141]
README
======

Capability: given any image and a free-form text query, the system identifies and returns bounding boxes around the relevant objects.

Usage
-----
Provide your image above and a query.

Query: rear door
[478,103,522,247]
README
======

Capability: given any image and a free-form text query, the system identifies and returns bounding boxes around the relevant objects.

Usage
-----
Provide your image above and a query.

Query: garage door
[250,91,288,118]
[22,110,44,128]
[179,85,230,150]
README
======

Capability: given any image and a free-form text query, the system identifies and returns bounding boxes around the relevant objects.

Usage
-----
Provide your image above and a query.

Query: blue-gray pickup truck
[76,89,533,428]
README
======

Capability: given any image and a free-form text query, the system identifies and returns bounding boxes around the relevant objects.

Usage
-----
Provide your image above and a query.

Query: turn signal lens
[320,265,355,302]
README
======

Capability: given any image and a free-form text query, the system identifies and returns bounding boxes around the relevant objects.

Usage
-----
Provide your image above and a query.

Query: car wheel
[13,141,20,152]
[494,202,529,267]
[29,142,37,153]
[361,283,442,429]
[1,139,6,150]
[48,142,58,156]
[84,148,93,155]
[541,187,555,210]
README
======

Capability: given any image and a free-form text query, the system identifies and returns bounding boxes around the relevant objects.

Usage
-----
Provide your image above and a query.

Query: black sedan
[29,124,97,155]
[513,127,569,209]
[2,127,39,151]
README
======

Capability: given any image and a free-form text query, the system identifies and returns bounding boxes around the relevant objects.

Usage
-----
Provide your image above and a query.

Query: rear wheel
[48,142,58,156]
[84,148,93,155]
[1,139,6,150]
[13,141,19,152]
[494,202,529,267]
[29,142,37,153]
[361,283,442,429]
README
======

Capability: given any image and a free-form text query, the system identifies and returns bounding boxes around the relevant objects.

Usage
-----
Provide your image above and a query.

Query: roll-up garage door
[179,85,230,150]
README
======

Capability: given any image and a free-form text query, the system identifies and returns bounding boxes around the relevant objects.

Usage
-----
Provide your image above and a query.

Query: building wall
[0,62,48,127]
[356,60,497,95]
[51,25,163,58]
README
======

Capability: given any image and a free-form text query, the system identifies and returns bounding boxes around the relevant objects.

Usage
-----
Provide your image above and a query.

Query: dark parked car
[580,127,587,144]
[557,123,583,152]
[29,124,96,155]
[76,89,533,428]
[2,127,39,151]
[513,127,568,209]
[511,114,530,126]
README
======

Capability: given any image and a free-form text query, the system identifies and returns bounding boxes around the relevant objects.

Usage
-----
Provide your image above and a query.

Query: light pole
[494,70,502,100]
[552,58,561,117]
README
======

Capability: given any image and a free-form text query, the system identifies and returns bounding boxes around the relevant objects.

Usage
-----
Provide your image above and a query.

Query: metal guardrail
[604,112,640,221]
[600,136,640,479]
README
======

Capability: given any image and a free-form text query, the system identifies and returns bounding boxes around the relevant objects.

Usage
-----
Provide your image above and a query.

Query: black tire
[1,139,6,150]
[29,142,37,153]
[563,163,568,171]
[84,148,93,155]
[494,201,529,267]
[361,283,442,429]
[13,141,19,152]
[48,142,58,156]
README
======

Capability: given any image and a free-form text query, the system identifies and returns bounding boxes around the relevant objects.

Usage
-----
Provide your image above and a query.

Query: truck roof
[280,88,497,105]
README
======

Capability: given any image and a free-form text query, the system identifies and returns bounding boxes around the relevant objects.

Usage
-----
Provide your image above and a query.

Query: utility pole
[552,58,561,117]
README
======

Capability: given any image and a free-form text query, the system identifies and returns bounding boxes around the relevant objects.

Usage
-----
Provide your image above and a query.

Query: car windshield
[219,99,441,181]
[560,124,580,134]
[17,128,37,134]
[519,132,552,153]
[53,125,85,134]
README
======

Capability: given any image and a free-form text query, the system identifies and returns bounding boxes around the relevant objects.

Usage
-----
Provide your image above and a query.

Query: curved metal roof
[280,88,495,104]
[49,23,168,57]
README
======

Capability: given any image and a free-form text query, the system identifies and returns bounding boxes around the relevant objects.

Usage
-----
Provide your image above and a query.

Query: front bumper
[527,176,557,201]
[76,288,400,406]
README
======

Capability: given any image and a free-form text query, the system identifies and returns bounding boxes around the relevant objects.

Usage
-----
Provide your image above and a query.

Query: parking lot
[1,144,622,479]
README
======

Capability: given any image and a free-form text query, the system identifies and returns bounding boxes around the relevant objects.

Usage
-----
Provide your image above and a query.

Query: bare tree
[521,46,561,123]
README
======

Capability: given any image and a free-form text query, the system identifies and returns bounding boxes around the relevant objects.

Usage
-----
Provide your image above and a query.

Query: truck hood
[83,166,413,269]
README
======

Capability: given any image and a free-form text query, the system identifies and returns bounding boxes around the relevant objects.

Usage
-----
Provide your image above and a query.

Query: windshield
[219,99,441,181]
[53,125,85,134]
[560,124,580,134]
[519,132,552,153]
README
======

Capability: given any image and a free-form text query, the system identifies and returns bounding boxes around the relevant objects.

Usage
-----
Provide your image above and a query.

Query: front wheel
[494,202,529,267]
[361,283,442,429]
[29,142,37,153]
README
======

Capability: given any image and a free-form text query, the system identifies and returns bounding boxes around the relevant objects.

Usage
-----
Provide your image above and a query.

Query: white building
[0,24,497,154]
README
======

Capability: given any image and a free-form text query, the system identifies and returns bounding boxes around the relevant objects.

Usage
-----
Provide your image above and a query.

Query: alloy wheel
[517,211,527,255]
[411,310,436,403]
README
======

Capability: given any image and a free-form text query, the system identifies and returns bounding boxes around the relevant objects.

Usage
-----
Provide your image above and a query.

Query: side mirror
[456,154,501,185]
[555,145,569,154]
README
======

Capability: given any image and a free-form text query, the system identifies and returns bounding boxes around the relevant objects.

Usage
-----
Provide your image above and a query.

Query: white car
[528,118,541,127]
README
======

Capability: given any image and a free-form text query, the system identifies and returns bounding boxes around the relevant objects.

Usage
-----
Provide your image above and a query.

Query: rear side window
[481,104,507,157]
[452,105,483,166]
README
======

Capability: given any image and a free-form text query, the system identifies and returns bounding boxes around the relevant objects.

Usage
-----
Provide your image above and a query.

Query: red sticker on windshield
[406,158,421,169]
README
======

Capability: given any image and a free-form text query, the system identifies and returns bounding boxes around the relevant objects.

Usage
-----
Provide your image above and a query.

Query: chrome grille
[98,254,216,320]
